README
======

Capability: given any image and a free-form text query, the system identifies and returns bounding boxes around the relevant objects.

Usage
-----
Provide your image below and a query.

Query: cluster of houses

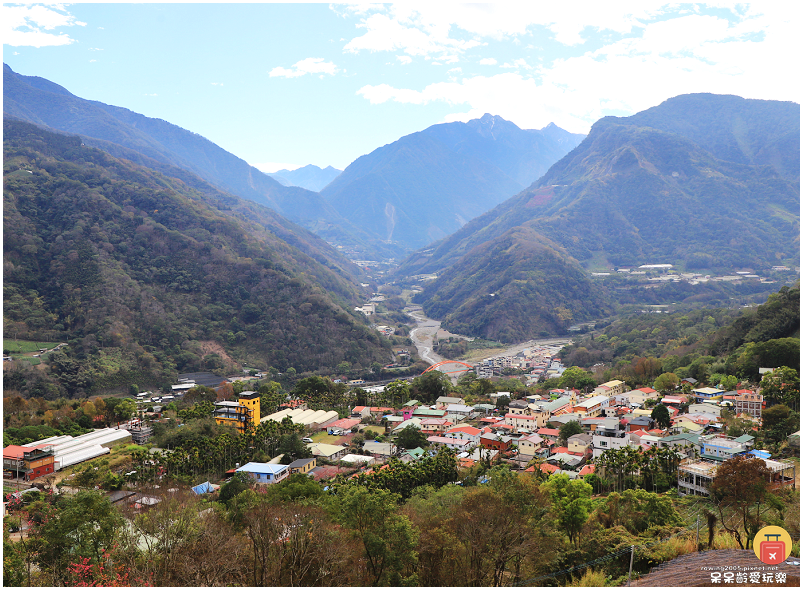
[232,378,796,497]
[474,346,568,381]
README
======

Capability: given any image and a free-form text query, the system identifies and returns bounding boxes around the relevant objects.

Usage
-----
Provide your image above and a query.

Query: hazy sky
[4,2,799,171]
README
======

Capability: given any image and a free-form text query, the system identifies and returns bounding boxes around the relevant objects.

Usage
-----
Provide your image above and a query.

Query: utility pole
[696,514,701,551]
[627,545,635,586]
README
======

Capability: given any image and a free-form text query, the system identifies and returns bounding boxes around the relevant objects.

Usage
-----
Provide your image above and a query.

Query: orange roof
[446,425,480,436]
[537,428,560,436]
[579,464,596,476]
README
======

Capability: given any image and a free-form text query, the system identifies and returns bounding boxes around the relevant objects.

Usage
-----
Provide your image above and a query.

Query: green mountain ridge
[400,93,800,342]
[3,120,390,397]
[413,226,612,342]
[2,63,400,260]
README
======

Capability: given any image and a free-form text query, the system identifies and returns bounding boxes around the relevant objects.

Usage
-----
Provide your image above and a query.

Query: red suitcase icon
[760,534,786,565]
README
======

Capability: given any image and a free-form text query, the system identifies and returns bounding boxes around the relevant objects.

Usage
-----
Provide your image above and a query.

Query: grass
[567,568,609,586]
[3,339,61,354]
[311,432,346,445]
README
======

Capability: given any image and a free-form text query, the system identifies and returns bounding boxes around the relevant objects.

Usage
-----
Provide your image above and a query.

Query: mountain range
[267,164,341,192]
[320,114,585,250]
[2,64,400,260]
[3,120,391,396]
[403,94,800,341]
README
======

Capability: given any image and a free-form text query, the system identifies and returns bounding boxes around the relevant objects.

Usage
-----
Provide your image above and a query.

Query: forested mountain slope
[620,93,800,183]
[401,95,800,277]
[399,94,800,342]
[321,114,584,250]
[3,121,390,397]
[2,63,398,259]
[413,226,611,342]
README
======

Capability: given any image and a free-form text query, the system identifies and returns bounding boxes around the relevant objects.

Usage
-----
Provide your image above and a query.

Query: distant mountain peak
[266,163,341,192]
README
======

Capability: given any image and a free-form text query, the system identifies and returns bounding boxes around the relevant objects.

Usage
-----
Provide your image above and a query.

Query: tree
[559,366,596,392]
[761,404,800,448]
[277,433,312,464]
[760,367,800,410]
[332,486,418,585]
[653,372,679,392]
[219,471,252,505]
[411,371,452,403]
[710,455,772,549]
[385,379,411,407]
[543,473,592,545]
[496,395,510,413]
[217,382,235,401]
[651,404,671,430]
[395,424,427,450]
[28,490,123,586]
[558,420,583,445]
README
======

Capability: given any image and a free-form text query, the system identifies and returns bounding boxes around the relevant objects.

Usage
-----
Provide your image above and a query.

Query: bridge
[421,360,474,378]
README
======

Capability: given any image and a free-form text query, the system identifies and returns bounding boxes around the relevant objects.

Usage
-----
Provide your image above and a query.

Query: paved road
[406,307,572,365]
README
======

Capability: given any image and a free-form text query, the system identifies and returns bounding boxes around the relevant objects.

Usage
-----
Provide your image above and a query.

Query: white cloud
[269,57,338,78]
[397,55,412,65]
[358,73,590,132]
[500,58,532,70]
[143,94,158,97]
[2,5,85,47]
[338,3,665,56]
[479,58,497,65]
[353,5,800,134]
[343,10,480,61]
[211,82,223,86]
[89,59,96,63]
[252,162,302,173]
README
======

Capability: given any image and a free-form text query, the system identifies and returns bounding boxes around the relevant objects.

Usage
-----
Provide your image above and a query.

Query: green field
[3,340,61,354]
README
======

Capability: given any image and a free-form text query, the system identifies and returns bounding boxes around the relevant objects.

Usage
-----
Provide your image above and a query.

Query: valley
[8,1,800,586]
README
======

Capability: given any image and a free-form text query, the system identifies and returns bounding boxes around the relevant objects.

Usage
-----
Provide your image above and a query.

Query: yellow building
[214,391,261,433]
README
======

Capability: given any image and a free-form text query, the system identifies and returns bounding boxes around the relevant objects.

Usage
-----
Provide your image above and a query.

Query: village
[5,352,798,508]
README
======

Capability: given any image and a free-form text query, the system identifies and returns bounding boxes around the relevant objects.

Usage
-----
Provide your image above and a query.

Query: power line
[515,526,695,586]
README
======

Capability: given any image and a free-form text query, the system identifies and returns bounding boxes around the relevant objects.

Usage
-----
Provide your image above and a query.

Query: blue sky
[4,2,799,171]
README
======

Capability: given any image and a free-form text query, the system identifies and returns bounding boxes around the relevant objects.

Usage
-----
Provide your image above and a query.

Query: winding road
[406,306,573,367]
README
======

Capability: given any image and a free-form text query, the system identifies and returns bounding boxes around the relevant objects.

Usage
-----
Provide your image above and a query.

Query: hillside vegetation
[3,120,390,397]
[399,94,800,342]
[414,226,611,342]
[3,63,398,259]
[321,114,584,250]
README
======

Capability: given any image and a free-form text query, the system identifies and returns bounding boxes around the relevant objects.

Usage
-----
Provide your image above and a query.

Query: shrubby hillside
[400,94,800,342]
[414,226,611,342]
[3,120,390,397]
[3,63,398,259]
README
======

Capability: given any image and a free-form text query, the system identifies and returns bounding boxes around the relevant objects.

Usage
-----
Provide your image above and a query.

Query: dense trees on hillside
[3,120,390,398]
[7,456,791,587]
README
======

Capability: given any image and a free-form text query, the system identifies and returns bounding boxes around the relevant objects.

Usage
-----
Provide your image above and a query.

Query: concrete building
[236,462,289,485]
[214,391,260,433]
[573,395,610,418]
[678,457,795,496]
[734,391,763,419]
[593,433,641,458]
[3,444,55,480]
[289,457,317,475]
